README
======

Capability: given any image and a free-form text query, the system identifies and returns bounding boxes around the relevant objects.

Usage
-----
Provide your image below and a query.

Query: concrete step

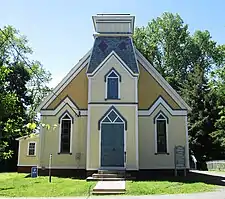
[93,173,124,178]
[92,190,125,195]
[86,176,125,181]
[98,169,125,174]
[92,181,126,195]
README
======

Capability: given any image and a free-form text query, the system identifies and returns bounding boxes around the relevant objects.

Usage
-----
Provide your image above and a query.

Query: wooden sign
[174,146,186,176]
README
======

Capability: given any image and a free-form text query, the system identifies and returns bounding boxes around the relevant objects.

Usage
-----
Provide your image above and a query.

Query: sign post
[49,154,52,183]
[174,146,186,176]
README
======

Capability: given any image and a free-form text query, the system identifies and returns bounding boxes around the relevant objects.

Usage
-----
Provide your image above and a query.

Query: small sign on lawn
[31,166,38,178]
[174,145,186,176]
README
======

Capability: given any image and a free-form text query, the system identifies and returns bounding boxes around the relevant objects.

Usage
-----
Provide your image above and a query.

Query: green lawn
[126,181,218,195]
[0,173,220,197]
[0,173,95,197]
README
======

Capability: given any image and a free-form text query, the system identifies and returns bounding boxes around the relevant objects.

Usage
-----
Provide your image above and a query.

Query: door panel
[101,123,124,167]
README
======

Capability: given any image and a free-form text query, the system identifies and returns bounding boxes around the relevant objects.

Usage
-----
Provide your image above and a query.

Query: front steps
[86,169,134,181]
[88,170,129,195]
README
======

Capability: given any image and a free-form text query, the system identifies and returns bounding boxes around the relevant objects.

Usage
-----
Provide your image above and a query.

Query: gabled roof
[37,49,91,111]
[135,48,191,111]
[16,132,40,141]
[37,47,191,112]
[87,36,139,74]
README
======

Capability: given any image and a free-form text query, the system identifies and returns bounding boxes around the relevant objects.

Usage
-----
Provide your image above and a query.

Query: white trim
[139,166,189,169]
[130,36,140,74]
[154,112,169,154]
[87,51,138,78]
[40,97,87,116]
[17,164,37,167]
[86,105,91,170]
[86,167,139,171]
[104,81,107,99]
[89,104,137,107]
[138,97,187,116]
[134,77,138,103]
[58,121,62,154]
[17,140,21,166]
[185,115,190,168]
[92,15,135,34]
[86,168,98,170]
[99,166,125,170]
[105,69,121,100]
[27,141,37,156]
[93,33,133,37]
[38,126,42,167]
[16,133,39,141]
[126,167,139,171]
[135,104,139,170]
[38,166,86,169]
[37,49,92,111]
[58,112,73,154]
[99,109,126,169]
[135,48,191,111]
[88,78,92,103]
[17,165,86,169]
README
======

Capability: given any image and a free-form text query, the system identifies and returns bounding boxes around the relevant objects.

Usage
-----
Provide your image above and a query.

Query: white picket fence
[206,160,225,171]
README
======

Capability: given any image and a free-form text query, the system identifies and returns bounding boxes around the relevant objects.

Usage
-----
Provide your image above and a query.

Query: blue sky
[1,0,225,87]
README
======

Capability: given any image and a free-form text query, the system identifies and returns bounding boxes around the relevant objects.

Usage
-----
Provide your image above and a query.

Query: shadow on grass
[24,174,31,178]
[36,169,87,180]
[135,171,225,186]
[0,187,14,191]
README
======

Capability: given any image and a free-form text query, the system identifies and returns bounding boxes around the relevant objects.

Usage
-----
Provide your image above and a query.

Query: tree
[133,12,225,165]
[27,61,52,121]
[0,26,51,164]
[210,44,225,150]
[133,12,192,92]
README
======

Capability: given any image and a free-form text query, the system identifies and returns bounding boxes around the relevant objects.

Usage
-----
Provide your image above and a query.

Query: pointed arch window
[105,68,121,100]
[59,112,73,154]
[154,111,169,154]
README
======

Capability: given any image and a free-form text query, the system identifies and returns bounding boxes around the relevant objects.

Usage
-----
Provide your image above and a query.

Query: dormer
[92,14,135,34]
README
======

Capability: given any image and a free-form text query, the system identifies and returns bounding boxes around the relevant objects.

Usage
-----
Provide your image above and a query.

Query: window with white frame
[28,142,36,156]
[105,69,120,99]
[155,112,168,154]
[60,113,72,153]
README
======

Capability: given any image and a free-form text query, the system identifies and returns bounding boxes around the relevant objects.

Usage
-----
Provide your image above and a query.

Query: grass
[0,173,221,197]
[0,173,95,197]
[126,181,218,195]
[208,170,225,175]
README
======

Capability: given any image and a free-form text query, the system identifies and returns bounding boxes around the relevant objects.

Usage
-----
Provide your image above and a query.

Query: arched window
[154,112,169,154]
[59,112,73,154]
[105,68,121,100]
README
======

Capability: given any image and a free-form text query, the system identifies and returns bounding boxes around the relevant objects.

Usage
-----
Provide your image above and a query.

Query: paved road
[2,191,225,199]
[190,170,225,178]
[87,191,225,199]
[1,191,225,199]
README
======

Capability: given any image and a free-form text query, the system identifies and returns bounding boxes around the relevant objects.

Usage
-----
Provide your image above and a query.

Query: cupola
[92,14,135,34]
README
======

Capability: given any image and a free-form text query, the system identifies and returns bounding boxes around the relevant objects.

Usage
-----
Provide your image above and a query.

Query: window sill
[105,98,121,101]
[27,155,36,157]
[58,152,72,155]
[154,152,170,155]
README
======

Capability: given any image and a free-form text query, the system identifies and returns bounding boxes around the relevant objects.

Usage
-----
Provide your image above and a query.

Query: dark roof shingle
[87,36,138,74]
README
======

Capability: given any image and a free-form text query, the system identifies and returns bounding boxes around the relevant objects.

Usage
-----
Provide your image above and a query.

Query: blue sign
[31,167,38,178]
